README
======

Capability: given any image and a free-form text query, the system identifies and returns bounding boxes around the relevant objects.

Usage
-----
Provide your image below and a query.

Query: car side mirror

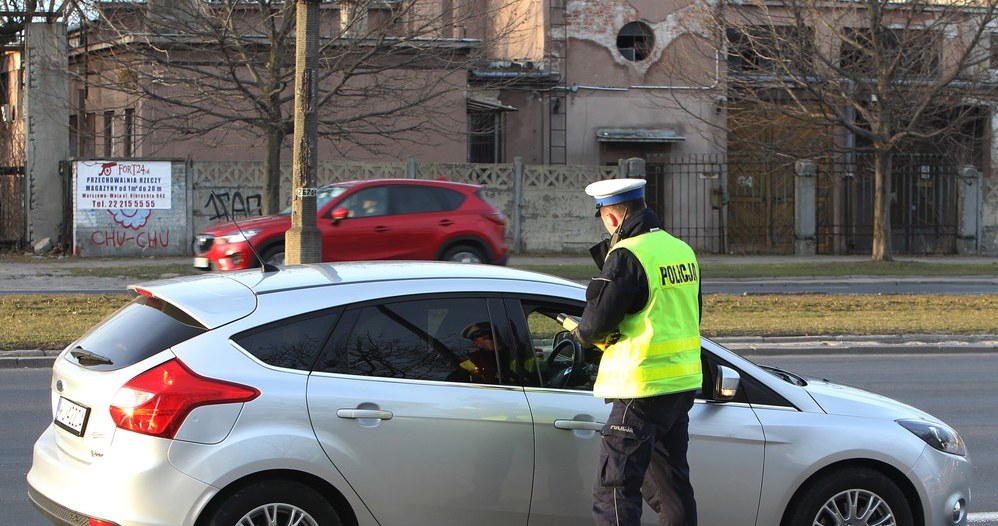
[712,365,741,402]
[331,208,349,224]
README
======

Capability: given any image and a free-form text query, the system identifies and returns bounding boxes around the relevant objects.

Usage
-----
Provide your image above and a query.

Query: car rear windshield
[67,295,208,371]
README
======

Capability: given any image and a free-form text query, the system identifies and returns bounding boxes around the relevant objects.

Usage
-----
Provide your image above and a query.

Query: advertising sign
[76,160,172,209]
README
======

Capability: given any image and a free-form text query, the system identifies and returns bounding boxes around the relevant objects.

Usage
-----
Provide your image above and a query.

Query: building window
[991,33,998,70]
[840,28,940,78]
[123,108,135,157]
[617,21,654,61]
[82,112,96,158]
[0,70,9,105]
[468,111,504,163]
[726,26,814,73]
[103,110,114,157]
[68,115,78,157]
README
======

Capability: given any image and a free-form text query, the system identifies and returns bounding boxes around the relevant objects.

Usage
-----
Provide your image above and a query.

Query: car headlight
[897,419,967,456]
[219,229,261,243]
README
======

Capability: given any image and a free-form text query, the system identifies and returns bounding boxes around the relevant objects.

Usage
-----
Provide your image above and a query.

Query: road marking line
[969,511,998,523]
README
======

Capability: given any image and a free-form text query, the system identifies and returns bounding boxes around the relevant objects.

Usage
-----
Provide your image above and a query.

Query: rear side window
[319,297,516,384]
[391,186,466,214]
[68,296,207,371]
[233,312,339,370]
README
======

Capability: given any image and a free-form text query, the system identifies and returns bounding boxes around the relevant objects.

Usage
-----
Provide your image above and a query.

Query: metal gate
[725,153,796,254]
[0,166,25,247]
[646,153,726,254]
[826,152,960,254]
[644,151,960,255]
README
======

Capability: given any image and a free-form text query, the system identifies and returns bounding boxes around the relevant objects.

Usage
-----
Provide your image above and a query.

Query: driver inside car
[457,322,544,385]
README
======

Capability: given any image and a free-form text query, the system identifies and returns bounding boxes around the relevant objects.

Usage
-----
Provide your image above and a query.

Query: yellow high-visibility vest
[592,230,702,399]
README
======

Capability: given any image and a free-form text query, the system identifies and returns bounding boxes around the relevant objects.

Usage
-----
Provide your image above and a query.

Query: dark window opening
[123,108,135,157]
[468,111,504,163]
[69,115,79,156]
[617,21,655,61]
[103,111,114,157]
[726,26,814,74]
[840,28,940,78]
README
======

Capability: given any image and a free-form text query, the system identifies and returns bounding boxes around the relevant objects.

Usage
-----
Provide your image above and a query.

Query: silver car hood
[801,377,937,422]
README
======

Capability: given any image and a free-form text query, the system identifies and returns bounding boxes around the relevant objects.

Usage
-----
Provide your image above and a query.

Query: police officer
[571,178,702,526]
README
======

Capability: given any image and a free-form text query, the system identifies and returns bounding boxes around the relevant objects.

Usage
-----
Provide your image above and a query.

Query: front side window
[336,186,390,218]
[510,299,597,391]
[321,297,518,385]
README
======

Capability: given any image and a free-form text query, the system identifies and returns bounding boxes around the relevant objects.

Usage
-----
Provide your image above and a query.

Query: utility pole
[285,0,322,265]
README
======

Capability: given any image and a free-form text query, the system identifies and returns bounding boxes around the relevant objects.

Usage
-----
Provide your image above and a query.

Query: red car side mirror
[331,208,350,224]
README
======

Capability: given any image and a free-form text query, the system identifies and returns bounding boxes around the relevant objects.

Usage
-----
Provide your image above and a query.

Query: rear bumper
[28,483,92,526]
[27,425,216,526]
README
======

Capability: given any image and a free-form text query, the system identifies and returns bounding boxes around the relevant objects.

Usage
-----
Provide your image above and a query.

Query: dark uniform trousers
[592,390,697,526]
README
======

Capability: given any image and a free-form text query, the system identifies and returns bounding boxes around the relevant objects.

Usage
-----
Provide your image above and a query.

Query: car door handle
[554,419,604,431]
[374,226,390,233]
[438,219,454,227]
[336,409,394,420]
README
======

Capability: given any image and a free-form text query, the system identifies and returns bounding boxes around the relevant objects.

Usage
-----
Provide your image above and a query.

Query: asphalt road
[5,352,997,525]
[754,352,998,524]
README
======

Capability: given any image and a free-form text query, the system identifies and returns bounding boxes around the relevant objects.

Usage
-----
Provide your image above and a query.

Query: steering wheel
[545,337,585,388]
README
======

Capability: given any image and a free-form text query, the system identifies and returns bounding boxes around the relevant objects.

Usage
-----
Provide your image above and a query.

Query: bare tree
[71,0,526,214]
[669,0,998,260]
[0,0,74,43]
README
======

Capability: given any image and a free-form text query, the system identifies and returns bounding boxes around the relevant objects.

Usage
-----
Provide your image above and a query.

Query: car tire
[783,467,913,526]
[260,244,285,268]
[201,479,342,526]
[442,244,486,264]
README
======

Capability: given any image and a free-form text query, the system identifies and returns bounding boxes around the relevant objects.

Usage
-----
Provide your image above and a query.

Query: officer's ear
[605,209,622,229]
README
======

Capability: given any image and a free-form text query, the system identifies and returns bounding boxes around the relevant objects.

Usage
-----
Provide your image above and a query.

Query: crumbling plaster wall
[564,0,692,75]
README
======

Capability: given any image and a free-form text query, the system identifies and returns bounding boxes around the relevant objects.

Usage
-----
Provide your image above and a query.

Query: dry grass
[701,294,997,336]
[2,293,994,351]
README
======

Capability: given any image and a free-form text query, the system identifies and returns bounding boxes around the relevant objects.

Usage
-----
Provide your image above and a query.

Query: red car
[193,179,508,271]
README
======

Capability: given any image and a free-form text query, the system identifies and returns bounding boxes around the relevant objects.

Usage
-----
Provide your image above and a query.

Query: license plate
[55,397,90,437]
[193,257,210,269]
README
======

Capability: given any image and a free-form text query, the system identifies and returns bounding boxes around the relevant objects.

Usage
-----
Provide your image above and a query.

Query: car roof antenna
[211,190,280,273]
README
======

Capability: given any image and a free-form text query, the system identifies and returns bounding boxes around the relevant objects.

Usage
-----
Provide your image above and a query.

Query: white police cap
[585,178,646,216]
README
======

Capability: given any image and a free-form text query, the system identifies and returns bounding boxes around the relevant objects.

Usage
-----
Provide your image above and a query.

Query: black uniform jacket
[574,208,702,349]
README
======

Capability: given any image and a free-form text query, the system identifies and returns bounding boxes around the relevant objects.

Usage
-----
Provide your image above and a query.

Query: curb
[3,336,996,369]
[0,350,62,369]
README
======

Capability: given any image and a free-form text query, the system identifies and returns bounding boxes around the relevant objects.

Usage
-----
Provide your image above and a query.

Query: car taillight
[110,359,259,439]
[484,212,506,225]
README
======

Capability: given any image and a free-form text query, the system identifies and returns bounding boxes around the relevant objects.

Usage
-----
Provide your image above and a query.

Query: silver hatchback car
[28,262,970,526]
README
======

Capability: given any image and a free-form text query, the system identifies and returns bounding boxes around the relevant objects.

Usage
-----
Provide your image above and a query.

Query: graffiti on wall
[86,209,172,249]
[204,191,263,221]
